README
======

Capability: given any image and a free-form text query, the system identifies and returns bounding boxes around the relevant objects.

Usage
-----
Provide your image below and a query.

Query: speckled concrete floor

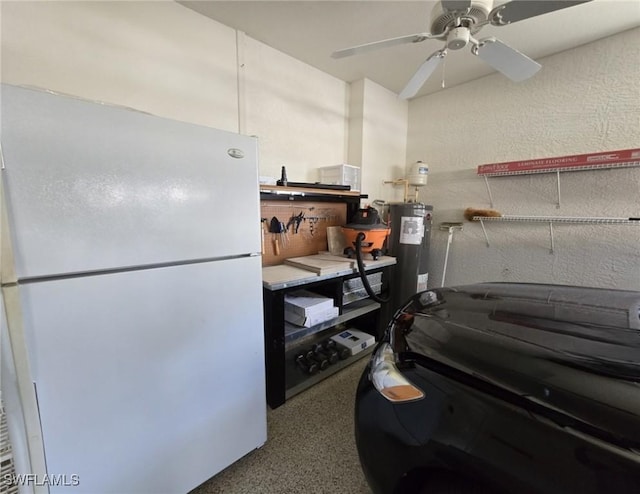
[189,358,372,494]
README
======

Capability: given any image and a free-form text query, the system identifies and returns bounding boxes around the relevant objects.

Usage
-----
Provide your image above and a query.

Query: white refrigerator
[0,84,267,493]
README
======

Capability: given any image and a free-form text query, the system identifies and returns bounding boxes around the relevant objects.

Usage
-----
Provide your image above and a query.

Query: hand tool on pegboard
[279,219,289,248]
[269,216,282,255]
[286,211,305,234]
[260,218,268,254]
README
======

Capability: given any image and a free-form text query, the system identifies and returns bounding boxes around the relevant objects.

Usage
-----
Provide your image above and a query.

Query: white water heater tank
[407,161,429,187]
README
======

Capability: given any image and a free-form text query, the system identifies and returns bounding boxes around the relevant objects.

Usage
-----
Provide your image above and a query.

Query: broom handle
[441,229,454,287]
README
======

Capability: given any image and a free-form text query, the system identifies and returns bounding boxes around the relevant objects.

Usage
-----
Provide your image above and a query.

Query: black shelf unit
[259,184,366,222]
[263,265,393,409]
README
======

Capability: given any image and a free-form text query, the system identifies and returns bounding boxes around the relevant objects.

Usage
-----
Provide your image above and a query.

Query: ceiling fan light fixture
[447,27,470,50]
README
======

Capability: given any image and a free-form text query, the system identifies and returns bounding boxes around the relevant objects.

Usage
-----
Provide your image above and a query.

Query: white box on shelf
[284,305,339,328]
[284,289,334,317]
[259,176,277,185]
[330,329,375,356]
[318,164,360,191]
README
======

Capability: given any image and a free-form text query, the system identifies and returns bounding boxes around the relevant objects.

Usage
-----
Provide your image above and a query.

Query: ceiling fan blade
[441,0,472,12]
[474,38,541,82]
[399,50,447,100]
[489,0,592,26]
[332,32,432,59]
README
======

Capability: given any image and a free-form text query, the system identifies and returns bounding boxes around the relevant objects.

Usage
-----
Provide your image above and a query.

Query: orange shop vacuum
[341,206,391,304]
[342,207,390,261]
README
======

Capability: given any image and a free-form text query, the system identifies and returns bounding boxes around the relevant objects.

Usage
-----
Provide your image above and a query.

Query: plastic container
[319,164,361,191]
[407,160,429,186]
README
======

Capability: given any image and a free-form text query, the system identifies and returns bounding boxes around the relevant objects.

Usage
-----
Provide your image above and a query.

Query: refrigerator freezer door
[1,84,261,279]
[17,257,266,493]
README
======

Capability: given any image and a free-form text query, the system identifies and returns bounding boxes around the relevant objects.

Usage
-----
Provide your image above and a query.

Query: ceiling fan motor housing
[447,27,471,50]
[430,0,493,35]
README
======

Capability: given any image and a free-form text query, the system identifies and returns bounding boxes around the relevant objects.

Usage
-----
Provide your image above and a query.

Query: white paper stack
[284,306,339,328]
[284,290,338,328]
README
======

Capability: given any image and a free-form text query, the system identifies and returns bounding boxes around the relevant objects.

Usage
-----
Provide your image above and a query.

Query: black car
[355,283,640,494]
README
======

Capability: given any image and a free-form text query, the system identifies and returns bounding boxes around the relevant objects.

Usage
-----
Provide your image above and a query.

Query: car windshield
[398,282,640,381]
[392,283,640,449]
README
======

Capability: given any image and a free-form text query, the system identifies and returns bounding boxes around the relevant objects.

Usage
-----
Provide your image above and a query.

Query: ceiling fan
[332,0,592,99]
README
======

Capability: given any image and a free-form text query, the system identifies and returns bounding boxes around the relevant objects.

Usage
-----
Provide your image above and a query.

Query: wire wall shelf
[476,148,640,208]
[479,160,640,177]
[482,161,640,209]
[473,215,640,253]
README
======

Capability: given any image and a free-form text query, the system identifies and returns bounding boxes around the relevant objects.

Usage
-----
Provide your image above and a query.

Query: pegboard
[260,201,347,266]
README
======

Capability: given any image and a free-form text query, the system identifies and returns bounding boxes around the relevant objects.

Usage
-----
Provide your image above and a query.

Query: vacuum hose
[355,232,389,304]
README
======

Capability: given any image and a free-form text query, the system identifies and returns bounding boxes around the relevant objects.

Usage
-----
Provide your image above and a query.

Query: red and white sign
[477,148,640,176]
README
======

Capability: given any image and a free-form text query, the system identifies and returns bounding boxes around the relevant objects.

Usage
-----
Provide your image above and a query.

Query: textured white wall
[1,1,239,131]
[347,79,366,176]
[347,79,408,203]
[359,79,408,204]
[242,35,348,182]
[407,28,640,290]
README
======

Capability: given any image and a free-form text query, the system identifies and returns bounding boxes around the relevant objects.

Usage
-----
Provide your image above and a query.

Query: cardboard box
[284,290,334,317]
[285,306,339,328]
[330,329,375,356]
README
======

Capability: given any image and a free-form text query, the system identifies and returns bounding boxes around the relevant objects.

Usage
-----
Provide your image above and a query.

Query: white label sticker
[399,216,424,245]
[417,273,428,292]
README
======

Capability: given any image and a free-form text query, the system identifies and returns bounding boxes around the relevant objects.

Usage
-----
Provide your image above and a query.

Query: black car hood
[400,283,640,447]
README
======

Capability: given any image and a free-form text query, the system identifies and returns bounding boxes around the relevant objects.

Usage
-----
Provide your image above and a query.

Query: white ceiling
[180,0,640,98]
